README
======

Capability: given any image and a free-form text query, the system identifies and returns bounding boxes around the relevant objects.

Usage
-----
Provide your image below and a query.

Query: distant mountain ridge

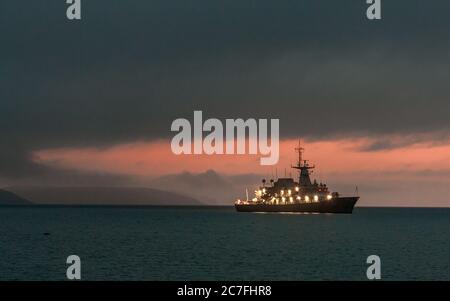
[151,170,236,205]
[7,186,202,206]
[150,170,262,205]
[0,189,33,205]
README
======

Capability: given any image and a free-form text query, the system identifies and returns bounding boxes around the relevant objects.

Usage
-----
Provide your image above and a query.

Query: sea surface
[0,206,449,281]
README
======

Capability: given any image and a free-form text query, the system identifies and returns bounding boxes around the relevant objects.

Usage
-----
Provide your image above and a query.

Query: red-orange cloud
[33,136,450,180]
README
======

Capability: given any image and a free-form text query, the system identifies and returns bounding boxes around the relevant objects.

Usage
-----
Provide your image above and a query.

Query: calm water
[0,206,449,280]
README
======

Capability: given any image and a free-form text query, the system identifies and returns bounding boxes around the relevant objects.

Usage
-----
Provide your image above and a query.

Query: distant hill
[151,170,237,205]
[150,170,264,205]
[0,189,33,205]
[7,186,202,206]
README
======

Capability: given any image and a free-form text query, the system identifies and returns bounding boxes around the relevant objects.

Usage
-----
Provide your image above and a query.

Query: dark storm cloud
[2,0,450,179]
[357,131,450,151]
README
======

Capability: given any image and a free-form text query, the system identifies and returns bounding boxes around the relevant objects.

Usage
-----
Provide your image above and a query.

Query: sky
[2,1,450,206]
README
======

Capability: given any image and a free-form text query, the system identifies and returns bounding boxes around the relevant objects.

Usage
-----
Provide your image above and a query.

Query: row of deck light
[238,191,333,205]
[276,194,333,202]
[255,187,333,202]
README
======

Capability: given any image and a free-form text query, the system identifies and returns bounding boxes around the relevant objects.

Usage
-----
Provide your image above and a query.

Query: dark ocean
[0,206,449,280]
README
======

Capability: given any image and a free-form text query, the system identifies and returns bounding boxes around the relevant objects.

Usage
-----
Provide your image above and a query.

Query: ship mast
[291,139,314,186]
[295,139,303,166]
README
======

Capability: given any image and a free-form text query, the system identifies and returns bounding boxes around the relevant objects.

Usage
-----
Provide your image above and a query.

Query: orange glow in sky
[33,136,450,179]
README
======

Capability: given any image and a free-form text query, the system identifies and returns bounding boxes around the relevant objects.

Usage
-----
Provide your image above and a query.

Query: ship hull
[235,197,359,214]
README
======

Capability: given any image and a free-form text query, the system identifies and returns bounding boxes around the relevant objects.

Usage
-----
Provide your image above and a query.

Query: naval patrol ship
[234,142,359,214]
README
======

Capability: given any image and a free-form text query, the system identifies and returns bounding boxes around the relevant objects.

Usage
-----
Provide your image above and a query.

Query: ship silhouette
[235,141,359,213]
